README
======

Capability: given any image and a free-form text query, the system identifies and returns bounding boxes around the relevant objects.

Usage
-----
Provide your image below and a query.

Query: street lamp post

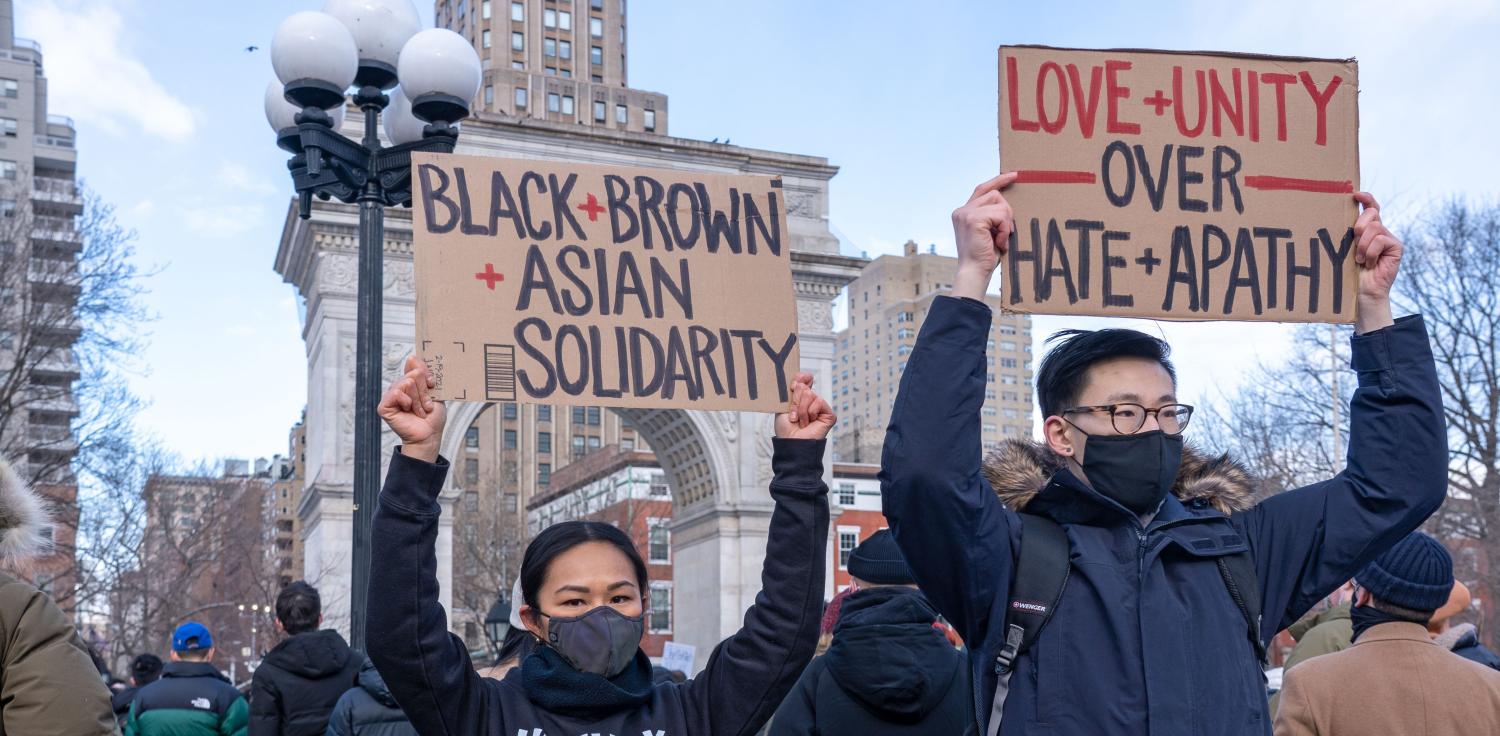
[484,593,512,662]
[266,0,480,651]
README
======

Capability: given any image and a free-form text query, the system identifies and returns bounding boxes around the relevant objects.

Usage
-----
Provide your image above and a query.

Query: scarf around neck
[520,643,655,719]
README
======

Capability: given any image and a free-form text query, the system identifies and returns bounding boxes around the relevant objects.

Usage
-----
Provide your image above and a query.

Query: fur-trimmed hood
[982,439,1257,516]
[0,456,53,564]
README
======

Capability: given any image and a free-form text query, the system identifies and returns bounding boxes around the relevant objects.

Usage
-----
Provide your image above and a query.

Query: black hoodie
[248,629,365,736]
[769,586,974,735]
[366,439,828,736]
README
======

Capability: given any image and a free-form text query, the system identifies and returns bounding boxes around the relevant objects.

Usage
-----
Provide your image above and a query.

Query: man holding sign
[880,48,1445,736]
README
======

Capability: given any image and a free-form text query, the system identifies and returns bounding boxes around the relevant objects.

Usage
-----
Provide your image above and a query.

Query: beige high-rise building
[438,0,668,134]
[831,241,1034,463]
[0,0,82,606]
[269,416,307,590]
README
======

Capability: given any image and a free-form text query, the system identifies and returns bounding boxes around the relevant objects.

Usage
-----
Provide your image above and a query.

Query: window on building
[587,406,601,425]
[838,531,859,570]
[503,402,518,419]
[538,463,551,485]
[983,424,997,435]
[593,100,606,121]
[616,104,627,124]
[482,0,492,19]
[561,95,575,115]
[648,519,670,563]
[464,491,479,512]
[0,118,15,137]
[622,436,636,451]
[513,60,525,70]
[571,435,585,457]
[482,29,491,48]
[538,405,552,422]
[560,40,572,60]
[511,31,524,51]
[511,1,523,20]
[544,38,556,56]
[515,87,528,108]
[537,432,552,454]
[590,45,603,65]
[648,582,672,633]
[592,0,604,9]
[504,492,518,513]
[643,109,655,131]
[547,92,560,112]
[590,17,604,37]
[0,79,15,99]
[0,161,15,180]
[1004,408,1019,420]
[464,459,479,486]
[1000,324,1017,335]
[1001,357,1018,369]
[544,8,556,26]
[837,483,856,506]
[465,426,480,448]
[1001,341,1017,352]
[0,198,15,217]
[561,68,571,78]
[587,436,601,451]
[559,11,572,29]
[503,429,517,449]
[483,84,494,105]
[572,406,587,423]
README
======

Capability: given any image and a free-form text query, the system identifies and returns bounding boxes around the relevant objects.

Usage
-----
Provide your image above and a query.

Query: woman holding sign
[367,355,833,736]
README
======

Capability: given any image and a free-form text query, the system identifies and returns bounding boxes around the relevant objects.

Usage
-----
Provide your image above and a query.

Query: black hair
[275,580,322,635]
[1035,328,1177,418]
[520,521,649,618]
[132,653,164,685]
[494,625,536,666]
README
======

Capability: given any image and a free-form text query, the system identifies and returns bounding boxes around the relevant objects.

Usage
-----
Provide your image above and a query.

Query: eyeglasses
[1061,403,1194,436]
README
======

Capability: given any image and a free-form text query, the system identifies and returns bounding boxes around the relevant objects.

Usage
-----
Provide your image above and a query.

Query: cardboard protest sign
[998,46,1360,322]
[412,153,799,411]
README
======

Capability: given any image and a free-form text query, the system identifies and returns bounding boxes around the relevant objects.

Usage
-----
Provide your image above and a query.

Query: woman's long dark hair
[520,520,650,617]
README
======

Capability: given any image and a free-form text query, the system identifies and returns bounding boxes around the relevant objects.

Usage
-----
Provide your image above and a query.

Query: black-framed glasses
[1061,403,1194,436]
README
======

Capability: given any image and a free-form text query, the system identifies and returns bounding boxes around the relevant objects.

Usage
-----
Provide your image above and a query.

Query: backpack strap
[995,513,1070,675]
[1215,550,1267,665]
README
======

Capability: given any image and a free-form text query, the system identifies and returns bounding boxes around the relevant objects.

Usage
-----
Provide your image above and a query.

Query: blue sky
[17,0,1500,462]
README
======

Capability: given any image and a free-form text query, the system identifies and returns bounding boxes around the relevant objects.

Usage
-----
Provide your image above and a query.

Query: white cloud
[185,204,266,237]
[17,1,197,141]
[216,161,277,195]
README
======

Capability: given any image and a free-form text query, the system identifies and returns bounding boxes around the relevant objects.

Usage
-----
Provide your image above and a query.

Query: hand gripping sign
[998,46,1360,323]
[412,153,800,411]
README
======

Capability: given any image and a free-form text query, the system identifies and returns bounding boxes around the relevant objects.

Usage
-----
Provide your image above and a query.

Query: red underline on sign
[1244,176,1355,194]
[1013,170,1098,184]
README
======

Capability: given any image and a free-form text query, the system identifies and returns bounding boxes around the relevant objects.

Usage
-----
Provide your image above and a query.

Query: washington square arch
[274,110,864,668]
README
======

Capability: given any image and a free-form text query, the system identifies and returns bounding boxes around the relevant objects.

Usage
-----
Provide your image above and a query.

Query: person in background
[1428,580,1500,670]
[113,653,166,727]
[770,530,974,735]
[367,357,832,735]
[250,581,365,736]
[1274,532,1500,735]
[125,622,248,736]
[0,455,118,735]
[323,660,416,736]
[1268,583,1355,717]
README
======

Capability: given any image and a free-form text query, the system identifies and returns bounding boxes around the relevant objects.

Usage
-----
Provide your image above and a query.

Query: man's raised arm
[880,173,1021,645]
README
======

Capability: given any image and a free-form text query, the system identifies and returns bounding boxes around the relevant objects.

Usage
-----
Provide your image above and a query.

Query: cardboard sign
[412,153,799,410]
[998,46,1360,323]
[661,641,696,674]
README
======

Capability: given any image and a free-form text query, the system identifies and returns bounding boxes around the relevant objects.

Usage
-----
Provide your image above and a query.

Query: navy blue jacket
[367,439,828,736]
[880,296,1447,736]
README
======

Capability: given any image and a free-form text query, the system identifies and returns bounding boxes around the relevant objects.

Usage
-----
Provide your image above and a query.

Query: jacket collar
[162,661,229,682]
[1433,622,1479,651]
[1351,621,1437,646]
[983,439,1257,524]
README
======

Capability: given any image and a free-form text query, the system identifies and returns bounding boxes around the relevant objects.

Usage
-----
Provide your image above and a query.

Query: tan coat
[1274,621,1500,736]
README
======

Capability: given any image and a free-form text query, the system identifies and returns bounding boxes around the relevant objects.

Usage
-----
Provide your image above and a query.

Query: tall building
[269,415,307,590]
[438,0,668,134]
[0,0,82,606]
[832,241,1034,463]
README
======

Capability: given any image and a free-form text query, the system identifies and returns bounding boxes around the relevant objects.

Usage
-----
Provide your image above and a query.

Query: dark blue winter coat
[880,296,1447,736]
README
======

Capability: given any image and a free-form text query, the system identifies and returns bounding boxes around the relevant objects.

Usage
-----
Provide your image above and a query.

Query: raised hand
[774,372,836,441]
[951,171,1019,300]
[1351,192,1400,333]
[377,355,447,462]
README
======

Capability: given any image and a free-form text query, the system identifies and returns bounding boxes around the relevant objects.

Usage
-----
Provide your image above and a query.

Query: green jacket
[1269,602,1353,717]
[124,661,247,736]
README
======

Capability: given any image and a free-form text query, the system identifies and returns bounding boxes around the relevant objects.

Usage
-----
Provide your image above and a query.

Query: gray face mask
[541,605,644,677]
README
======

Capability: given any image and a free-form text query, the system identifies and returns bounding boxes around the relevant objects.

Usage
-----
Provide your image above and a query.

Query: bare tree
[1205,201,1500,644]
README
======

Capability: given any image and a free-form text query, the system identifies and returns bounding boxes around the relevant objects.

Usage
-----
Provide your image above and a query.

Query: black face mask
[1076,430,1184,515]
[538,605,644,678]
[1350,600,1427,642]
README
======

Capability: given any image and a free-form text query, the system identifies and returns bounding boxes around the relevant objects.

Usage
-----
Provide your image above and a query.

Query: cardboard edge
[997,43,1356,66]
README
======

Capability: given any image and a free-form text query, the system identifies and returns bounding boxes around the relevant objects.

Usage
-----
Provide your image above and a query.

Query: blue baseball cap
[171,621,213,652]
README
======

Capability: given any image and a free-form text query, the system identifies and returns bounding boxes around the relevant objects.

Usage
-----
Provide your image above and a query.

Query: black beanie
[1355,531,1453,614]
[847,529,914,585]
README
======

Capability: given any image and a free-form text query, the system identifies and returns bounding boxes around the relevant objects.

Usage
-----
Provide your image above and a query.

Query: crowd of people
[3,178,1500,735]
